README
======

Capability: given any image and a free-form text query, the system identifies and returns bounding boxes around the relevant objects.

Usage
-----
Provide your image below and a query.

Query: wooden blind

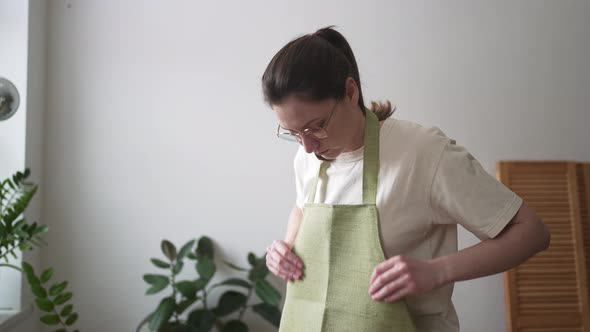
[577,164,590,311]
[497,161,590,332]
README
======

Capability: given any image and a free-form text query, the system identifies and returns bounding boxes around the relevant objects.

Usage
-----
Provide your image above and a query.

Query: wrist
[429,256,453,288]
[283,239,294,249]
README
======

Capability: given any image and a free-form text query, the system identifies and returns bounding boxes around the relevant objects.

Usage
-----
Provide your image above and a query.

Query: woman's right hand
[265,240,304,282]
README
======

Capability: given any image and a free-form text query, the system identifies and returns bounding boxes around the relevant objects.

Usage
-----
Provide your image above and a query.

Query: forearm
[284,205,303,247]
[432,206,550,286]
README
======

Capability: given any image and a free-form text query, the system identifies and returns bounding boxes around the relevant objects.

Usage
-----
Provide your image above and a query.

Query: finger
[279,258,303,276]
[274,263,294,281]
[371,255,407,285]
[383,285,411,303]
[369,264,405,295]
[273,240,303,269]
[267,249,301,274]
[371,275,408,301]
[266,261,281,277]
[371,256,403,283]
[267,260,293,281]
[273,240,304,268]
[266,249,302,279]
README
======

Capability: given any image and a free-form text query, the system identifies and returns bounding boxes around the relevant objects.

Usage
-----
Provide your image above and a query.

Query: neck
[343,107,366,152]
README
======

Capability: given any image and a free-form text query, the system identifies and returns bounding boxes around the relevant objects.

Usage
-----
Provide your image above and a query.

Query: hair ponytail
[262,26,395,121]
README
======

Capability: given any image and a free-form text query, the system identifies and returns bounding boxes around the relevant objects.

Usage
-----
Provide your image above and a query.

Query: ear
[344,77,360,107]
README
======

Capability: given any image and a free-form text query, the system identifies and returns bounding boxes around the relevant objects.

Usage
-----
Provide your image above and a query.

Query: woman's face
[272,78,363,161]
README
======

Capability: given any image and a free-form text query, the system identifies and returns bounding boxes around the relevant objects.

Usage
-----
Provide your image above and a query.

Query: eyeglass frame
[276,100,340,142]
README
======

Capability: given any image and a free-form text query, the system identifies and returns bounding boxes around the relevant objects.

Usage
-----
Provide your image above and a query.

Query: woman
[262,26,550,331]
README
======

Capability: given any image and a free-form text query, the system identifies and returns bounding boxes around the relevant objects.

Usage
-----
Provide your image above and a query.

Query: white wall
[39,1,590,331]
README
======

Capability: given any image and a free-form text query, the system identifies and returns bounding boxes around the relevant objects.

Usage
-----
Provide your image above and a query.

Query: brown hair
[261,26,395,121]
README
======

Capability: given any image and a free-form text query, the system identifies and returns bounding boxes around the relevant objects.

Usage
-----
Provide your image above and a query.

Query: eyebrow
[281,116,323,132]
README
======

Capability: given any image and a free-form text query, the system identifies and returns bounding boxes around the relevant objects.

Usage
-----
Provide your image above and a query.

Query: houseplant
[138,236,282,332]
[0,169,80,331]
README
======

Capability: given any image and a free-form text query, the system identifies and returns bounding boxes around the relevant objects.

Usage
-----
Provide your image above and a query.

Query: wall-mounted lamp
[0,77,20,121]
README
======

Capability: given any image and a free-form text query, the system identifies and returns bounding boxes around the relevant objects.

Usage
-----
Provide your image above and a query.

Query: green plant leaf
[35,297,54,312]
[196,257,215,281]
[40,314,61,325]
[148,297,176,331]
[252,303,281,327]
[212,291,247,317]
[170,324,199,332]
[254,279,281,306]
[194,278,207,291]
[186,252,197,260]
[31,283,47,298]
[161,240,177,261]
[178,239,196,260]
[49,281,68,296]
[187,309,215,331]
[136,312,154,332]
[65,312,78,325]
[175,280,197,299]
[221,320,248,332]
[248,264,269,282]
[159,322,183,332]
[173,260,184,275]
[176,298,196,315]
[37,224,49,234]
[143,274,168,285]
[22,261,40,285]
[247,253,257,267]
[53,292,73,305]
[40,268,54,284]
[18,242,32,252]
[150,258,170,269]
[60,304,73,317]
[146,278,170,295]
[219,278,252,289]
[196,236,213,260]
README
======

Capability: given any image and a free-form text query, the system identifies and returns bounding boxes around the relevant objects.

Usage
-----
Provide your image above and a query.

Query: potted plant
[0,169,80,331]
[138,236,282,332]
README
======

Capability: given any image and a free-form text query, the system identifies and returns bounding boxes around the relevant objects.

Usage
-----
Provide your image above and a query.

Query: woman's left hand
[368,255,446,303]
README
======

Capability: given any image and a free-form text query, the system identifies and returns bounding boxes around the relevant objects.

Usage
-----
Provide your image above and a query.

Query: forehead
[272,96,333,130]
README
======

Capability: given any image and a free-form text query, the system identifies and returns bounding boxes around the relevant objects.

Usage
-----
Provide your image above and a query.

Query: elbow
[538,218,551,252]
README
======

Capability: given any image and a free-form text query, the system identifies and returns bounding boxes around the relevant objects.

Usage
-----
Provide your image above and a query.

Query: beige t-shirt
[294,116,523,332]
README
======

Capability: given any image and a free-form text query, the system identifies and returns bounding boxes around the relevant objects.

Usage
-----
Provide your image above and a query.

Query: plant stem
[238,285,254,321]
[202,288,209,310]
[0,263,22,271]
[1,184,19,216]
[170,259,180,323]
[0,243,19,262]
[51,303,70,329]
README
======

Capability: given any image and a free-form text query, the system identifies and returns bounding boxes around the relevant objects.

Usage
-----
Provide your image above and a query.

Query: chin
[315,154,330,161]
[314,149,339,161]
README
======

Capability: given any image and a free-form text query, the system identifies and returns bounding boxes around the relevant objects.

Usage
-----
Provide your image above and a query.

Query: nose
[300,135,320,153]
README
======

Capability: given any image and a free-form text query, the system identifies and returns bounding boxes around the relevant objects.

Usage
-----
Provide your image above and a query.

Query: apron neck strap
[307,109,380,205]
[362,110,379,205]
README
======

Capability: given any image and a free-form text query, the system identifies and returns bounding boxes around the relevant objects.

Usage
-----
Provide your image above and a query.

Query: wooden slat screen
[497,161,590,332]
[578,164,590,311]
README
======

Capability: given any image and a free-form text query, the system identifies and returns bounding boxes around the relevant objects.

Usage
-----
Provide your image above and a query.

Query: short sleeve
[430,141,523,240]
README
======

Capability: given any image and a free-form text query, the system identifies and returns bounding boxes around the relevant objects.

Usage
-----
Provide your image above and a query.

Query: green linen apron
[278,110,416,332]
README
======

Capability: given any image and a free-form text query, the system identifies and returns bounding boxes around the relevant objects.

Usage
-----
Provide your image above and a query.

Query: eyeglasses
[276,101,339,143]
